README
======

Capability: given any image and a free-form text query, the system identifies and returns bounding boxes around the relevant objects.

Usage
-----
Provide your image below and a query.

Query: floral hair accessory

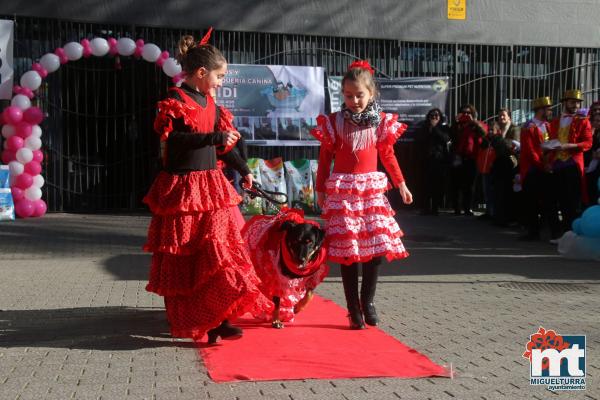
[198,27,213,46]
[348,60,375,75]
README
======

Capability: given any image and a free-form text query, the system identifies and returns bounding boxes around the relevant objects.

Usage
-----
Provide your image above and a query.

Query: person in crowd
[143,32,271,344]
[415,108,451,215]
[518,97,553,240]
[450,104,488,216]
[488,108,521,226]
[546,89,593,241]
[313,60,412,329]
[584,112,600,206]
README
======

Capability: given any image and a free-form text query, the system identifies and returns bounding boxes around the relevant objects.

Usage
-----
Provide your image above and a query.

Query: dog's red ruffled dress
[242,208,329,322]
[312,112,410,265]
[144,87,271,340]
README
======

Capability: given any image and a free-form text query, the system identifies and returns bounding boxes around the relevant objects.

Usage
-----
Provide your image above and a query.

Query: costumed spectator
[518,97,553,240]
[415,108,451,215]
[312,60,412,329]
[489,108,520,226]
[450,104,488,216]
[547,89,593,241]
[143,31,271,344]
[584,112,600,207]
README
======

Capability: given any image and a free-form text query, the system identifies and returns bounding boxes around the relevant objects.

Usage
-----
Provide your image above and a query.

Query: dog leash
[239,180,288,205]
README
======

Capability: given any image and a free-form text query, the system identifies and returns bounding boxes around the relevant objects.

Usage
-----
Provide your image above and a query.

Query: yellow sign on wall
[448,0,466,20]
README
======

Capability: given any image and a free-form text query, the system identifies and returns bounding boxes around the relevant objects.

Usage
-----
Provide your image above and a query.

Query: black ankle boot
[361,258,380,326]
[207,320,243,344]
[341,263,365,330]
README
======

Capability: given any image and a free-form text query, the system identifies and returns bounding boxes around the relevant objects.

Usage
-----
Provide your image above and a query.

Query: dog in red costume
[242,208,329,328]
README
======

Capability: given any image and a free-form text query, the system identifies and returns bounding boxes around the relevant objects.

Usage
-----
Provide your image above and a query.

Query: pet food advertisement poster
[0,20,15,100]
[215,64,324,145]
[328,76,449,139]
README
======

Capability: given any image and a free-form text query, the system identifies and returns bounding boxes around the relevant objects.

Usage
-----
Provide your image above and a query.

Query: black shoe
[347,307,365,330]
[207,320,243,344]
[463,210,474,216]
[362,302,379,326]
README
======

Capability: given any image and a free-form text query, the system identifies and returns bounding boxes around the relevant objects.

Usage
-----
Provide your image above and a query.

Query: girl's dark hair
[426,108,445,123]
[342,67,378,97]
[176,35,226,75]
[497,107,512,116]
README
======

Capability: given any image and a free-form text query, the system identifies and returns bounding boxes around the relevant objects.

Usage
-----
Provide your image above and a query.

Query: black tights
[340,257,381,310]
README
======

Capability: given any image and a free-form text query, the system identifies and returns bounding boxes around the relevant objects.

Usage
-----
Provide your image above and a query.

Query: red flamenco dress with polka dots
[143,84,271,340]
[312,111,409,265]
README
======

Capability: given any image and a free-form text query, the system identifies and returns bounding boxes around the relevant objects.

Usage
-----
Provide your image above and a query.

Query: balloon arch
[0,37,185,218]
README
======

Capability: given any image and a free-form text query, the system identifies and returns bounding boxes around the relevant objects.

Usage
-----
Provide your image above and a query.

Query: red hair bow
[348,60,375,75]
[198,27,213,46]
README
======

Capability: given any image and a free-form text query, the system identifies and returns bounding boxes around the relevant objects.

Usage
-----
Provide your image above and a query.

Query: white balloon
[33,174,45,188]
[116,38,136,56]
[20,71,42,91]
[1,125,16,139]
[25,187,42,201]
[16,147,33,164]
[40,53,61,73]
[90,38,110,57]
[31,125,42,139]
[162,58,182,77]
[64,42,84,61]
[25,136,42,151]
[11,94,31,110]
[141,43,161,62]
[8,161,24,176]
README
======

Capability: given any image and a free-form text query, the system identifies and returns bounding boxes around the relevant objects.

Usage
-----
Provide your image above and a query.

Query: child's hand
[223,130,241,148]
[242,173,253,189]
[317,191,326,208]
[398,182,413,205]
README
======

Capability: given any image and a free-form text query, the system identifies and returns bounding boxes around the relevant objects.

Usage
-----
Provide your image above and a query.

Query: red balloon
[32,150,44,163]
[24,161,42,176]
[3,106,23,125]
[31,199,47,217]
[15,122,32,138]
[1,149,16,164]
[6,135,24,151]
[15,199,35,218]
[23,107,44,125]
[15,173,33,189]
[11,186,24,201]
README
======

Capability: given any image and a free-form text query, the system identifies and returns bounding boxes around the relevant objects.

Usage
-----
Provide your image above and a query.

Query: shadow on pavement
[0,306,197,350]
[104,254,152,280]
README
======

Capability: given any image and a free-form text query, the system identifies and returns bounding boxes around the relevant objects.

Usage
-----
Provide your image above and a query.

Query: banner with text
[216,64,325,145]
[328,76,449,139]
[0,20,14,100]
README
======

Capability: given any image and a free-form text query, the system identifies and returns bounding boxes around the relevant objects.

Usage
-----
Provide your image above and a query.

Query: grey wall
[1,0,600,47]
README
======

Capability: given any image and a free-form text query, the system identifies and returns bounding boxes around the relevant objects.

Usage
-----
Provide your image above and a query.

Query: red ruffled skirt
[144,169,272,340]
[322,171,409,265]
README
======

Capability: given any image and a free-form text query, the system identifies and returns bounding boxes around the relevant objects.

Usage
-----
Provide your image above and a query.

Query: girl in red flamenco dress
[143,32,271,344]
[312,61,413,329]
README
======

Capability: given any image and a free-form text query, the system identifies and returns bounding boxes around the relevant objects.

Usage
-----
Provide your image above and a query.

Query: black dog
[243,211,329,329]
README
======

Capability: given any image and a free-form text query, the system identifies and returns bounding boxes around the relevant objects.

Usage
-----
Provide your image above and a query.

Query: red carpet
[198,295,450,382]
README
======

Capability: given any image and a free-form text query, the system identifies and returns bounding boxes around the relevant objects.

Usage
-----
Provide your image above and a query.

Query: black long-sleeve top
[164,83,250,177]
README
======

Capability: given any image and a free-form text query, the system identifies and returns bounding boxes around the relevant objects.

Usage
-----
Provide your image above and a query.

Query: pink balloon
[31,63,48,79]
[15,199,35,218]
[11,186,24,201]
[32,199,47,217]
[15,173,33,190]
[15,122,32,138]
[1,149,15,164]
[3,106,23,125]
[32,150,44,163]
[24,161,42,176]
[23,107,44,125]
[6,135,24,151]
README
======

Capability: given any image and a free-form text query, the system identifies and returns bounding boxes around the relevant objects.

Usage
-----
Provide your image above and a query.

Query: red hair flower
[348,60,375,75]
[198,27,214,46]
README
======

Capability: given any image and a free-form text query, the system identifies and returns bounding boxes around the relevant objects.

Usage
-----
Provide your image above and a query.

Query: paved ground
[0,211,599,400]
